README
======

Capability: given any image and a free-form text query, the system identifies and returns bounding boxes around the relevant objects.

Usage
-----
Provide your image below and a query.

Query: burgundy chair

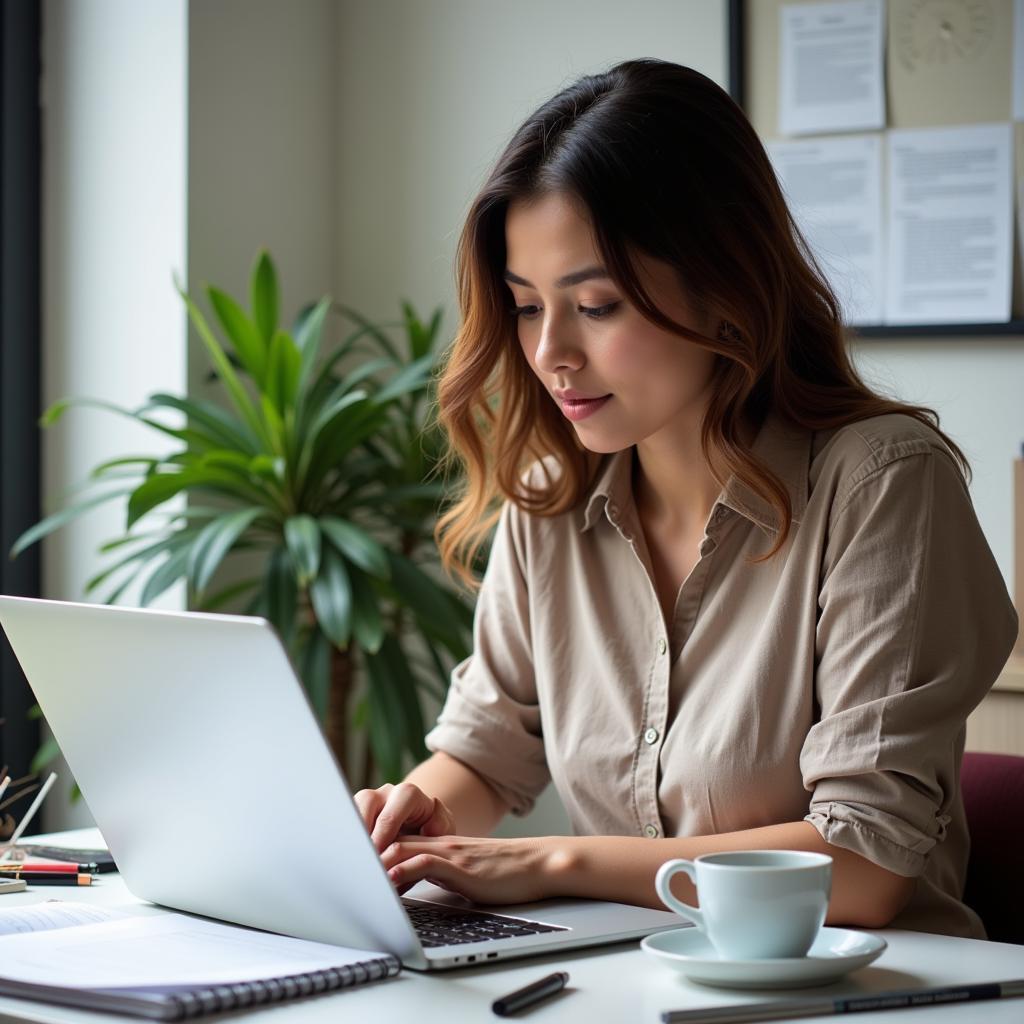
[960,751,1024,944]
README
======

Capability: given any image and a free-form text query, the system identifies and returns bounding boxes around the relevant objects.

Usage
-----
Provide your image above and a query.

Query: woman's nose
[534,318,584,374]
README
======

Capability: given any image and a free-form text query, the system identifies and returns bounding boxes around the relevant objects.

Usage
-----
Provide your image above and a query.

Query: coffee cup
[655,850,832,960]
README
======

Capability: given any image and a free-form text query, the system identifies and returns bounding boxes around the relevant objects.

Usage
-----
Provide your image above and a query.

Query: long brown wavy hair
[433,58,969,590]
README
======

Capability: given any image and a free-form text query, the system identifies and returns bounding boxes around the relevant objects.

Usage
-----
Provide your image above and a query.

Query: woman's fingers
[353,783,393,833]
[387,852,473,901]
[369,782,437,852]
[354,782,457,853]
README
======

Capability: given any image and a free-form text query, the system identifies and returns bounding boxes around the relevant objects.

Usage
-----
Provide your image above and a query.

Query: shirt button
[643,824,660,838]
[644,727,659,745]
[657,637,667,655]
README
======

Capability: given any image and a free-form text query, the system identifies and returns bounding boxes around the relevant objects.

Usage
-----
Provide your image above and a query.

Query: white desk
[1,833,1022,1024]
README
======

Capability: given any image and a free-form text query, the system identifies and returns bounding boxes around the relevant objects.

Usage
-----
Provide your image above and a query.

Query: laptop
[0,595,683,970]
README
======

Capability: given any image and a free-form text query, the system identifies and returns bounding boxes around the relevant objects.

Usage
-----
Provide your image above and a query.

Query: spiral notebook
[0,902,399,1020]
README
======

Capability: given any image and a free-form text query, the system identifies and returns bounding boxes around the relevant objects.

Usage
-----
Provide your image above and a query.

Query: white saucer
[641,926,887,990]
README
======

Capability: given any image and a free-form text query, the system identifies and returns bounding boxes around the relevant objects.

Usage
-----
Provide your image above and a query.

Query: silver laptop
[0,595,682,969]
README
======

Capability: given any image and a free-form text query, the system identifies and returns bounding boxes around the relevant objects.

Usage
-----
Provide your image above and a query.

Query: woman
[354,58,1017,938]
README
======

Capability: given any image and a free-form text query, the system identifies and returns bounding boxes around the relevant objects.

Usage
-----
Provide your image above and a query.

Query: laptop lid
[0,596,427,967]
[0,596,682,969]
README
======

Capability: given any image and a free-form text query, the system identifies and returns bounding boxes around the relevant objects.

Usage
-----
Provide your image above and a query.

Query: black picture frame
[726,0,1024,338]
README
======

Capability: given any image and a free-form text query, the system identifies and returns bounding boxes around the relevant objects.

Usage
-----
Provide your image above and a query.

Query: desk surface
[0,833,1022,1024]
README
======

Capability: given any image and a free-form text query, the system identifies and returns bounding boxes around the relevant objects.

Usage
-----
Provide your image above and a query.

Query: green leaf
[175,274,270,446]
[363,634,427,781]
[309,545,352,649]
[140,545,192,605]
[299,626,331,722]
[30,735,62,775]
[386,551,467,654]
[90,456,158,479]
[333,304,403,363]
[84,535,180,594]
[350,568,384,653]
[319,517,389,579]
[195,576,261,612]
[187,507,263,594]
[266,330,301,413]
[9,488,134,560]
[251,250,279,346]
[39,398,72,427]
[260,394,286,455]
[364,649,403,783]
[294,297,332,396]
[142,392,261,454]
[402,299,439,361]
[379,633,428,759]
[264,546,298,647]
[126,473,194,529]
[294,389,370,485]
[372,354,434,405]
[207,286,267,386]
[284,514,321,587]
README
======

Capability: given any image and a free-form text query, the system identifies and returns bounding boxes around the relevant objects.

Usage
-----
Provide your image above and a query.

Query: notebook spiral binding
[166,956,401,1019]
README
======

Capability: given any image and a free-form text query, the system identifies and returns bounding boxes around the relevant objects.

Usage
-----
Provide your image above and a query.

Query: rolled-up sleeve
[802,441,1018,876]
[424,499,550,817]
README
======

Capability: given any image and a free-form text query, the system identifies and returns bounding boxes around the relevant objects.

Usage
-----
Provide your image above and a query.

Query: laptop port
[487,953,498,959]
[467,956,476,962]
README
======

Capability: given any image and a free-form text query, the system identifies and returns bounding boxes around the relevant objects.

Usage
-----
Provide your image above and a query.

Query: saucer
[641,926,887,990]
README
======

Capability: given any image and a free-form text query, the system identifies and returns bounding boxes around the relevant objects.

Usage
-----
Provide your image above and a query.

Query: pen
[6,871,95,887]
[492,971,569,1017]
[660,978,1024,1023]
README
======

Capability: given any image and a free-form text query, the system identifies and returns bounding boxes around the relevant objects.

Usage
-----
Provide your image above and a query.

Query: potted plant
[11,251,474,787]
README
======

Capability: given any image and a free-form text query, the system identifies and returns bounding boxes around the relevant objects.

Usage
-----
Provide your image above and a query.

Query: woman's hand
[353,781,457,853]
[380,834,563,904]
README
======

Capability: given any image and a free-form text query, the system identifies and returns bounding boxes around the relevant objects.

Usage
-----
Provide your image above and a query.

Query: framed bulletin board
[728,0,1024,337]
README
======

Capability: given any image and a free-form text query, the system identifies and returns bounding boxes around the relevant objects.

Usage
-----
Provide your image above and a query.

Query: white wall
[40,0,189,829]
[852,339,1024,591]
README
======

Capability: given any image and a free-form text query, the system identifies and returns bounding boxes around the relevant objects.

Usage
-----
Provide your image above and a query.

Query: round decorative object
[895,0,994,73]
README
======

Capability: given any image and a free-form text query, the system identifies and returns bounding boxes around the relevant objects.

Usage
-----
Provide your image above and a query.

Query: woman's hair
[432,58,970,590]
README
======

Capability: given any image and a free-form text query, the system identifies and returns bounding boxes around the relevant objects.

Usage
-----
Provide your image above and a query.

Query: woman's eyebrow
[503,265,610,289]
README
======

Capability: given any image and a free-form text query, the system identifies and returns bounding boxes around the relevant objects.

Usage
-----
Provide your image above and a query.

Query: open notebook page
[0,910,386,989]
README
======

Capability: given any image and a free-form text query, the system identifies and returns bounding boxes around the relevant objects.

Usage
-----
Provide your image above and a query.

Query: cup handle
[655,859,704,932]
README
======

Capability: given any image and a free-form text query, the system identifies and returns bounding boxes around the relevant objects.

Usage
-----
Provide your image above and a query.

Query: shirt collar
[578,409,812,537]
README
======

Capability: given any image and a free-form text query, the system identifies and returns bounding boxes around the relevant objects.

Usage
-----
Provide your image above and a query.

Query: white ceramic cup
[655,850,832,960]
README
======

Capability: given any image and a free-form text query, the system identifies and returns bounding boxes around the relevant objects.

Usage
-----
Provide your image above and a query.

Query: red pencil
[0,861,78,873]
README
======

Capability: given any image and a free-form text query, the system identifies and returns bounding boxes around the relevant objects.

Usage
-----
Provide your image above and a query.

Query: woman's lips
[559,394,612,421]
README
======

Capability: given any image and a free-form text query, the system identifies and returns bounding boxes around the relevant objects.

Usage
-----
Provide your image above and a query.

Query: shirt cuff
[804,799,951,877]
[424,719,550,819]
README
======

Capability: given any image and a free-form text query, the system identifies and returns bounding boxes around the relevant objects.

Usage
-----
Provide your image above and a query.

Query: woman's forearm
[403,751,510,837]
[544,821,915,929]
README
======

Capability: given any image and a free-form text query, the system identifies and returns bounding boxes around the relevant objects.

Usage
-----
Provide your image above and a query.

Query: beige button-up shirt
[424,411,1018,938]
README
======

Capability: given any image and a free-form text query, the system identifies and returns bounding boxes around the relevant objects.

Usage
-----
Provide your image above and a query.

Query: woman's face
[504,192,717,454]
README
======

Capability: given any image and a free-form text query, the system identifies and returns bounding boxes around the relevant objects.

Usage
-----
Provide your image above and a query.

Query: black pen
[8,871,95,887]
[492,971,569,1016]
[660,978,1024,1023]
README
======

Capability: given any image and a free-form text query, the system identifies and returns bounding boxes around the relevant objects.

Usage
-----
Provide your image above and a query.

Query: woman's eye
[509,305,541,320]
[581,302,619,319]
[508,302,619,320]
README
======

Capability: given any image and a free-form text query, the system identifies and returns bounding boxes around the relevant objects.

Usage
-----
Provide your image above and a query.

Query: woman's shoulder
[809,412,964,508]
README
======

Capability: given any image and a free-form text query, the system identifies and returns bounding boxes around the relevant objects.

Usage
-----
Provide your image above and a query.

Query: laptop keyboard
[402,898,569,948]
